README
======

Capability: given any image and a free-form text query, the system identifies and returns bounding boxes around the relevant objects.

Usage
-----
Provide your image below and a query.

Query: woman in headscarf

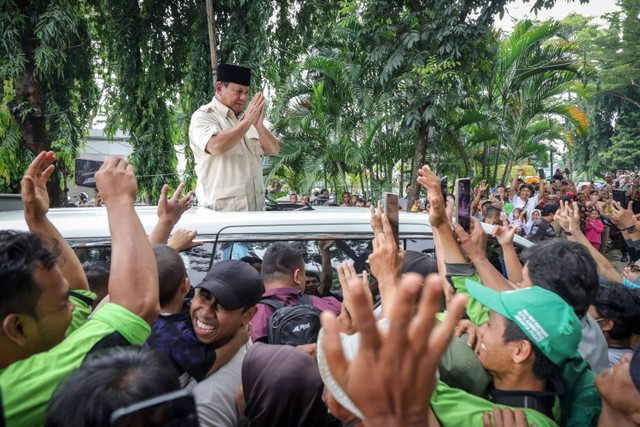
[239,342,329,427]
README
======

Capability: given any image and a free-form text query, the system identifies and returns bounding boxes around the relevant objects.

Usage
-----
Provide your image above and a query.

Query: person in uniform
[189,64,280,211]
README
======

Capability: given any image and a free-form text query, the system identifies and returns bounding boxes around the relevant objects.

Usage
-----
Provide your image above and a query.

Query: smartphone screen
[110,390,199,427]
[490,187,497,195]
[538,168,546,179]
[383,192,400,244]
[613,189,626,205]
[455,178,471,232]
[440,176,448,197]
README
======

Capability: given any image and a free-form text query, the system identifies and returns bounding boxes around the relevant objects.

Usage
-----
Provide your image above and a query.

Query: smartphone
[110,390,199,427]
[490,187,498,195]
[538,168,546,179]
[613,189,626,205]
[382,192,400,244]
[440,176,448,197]
[455,178,471,233]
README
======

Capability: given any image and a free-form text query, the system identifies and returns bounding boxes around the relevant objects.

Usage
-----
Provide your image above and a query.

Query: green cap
[465,279,581,365]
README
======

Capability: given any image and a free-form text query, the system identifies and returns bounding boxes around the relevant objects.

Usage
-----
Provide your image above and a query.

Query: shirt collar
[209,97,244,120]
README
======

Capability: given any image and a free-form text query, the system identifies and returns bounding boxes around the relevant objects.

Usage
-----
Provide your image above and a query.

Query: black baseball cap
[195,260,264,310]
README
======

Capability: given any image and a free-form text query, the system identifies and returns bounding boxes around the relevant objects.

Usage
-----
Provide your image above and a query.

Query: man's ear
[600,319,615,333]
[243,307,258,323]
[214,81,224,95]
[180,276,191,297]
[512,340,533,364]
[293,269,304,289]
[2,314,29,346]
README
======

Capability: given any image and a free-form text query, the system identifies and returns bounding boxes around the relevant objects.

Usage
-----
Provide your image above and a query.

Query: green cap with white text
[465,279,581,365]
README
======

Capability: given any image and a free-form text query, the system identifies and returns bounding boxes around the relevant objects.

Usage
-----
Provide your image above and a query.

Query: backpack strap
[299,293,314,306]
[260,298,283,310]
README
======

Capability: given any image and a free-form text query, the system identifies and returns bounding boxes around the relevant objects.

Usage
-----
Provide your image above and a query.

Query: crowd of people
[2,152,640,427]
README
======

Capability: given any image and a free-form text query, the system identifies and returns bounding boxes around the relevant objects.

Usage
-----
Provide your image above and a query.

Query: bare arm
[492,225,523,284]
[470,180,486,216]
[148,183,193,245]
[556,201,623,283]
[453,219,515,291]
[416,166,467,264]
[21,152,89,291]
[509,168,523,201]
[96,157,160,324]
[432,227,455,306]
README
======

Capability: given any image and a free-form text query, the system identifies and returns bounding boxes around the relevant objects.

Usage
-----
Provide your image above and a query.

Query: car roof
[0,206,533,248]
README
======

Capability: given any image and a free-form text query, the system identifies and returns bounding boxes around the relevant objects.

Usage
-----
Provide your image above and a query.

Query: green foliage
[600,111,640,171]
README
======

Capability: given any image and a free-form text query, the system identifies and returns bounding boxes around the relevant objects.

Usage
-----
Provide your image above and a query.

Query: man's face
[216,82,250,114]
[594,353,640,415]
[342,193,351,204]
[304,276,321,296]
[622,261,640,283]
[290,194,298,204]
[519,186,532,200]
[477,311,520,375]
[497,187,506,198]
[190,289,248,347]
[30,264,75,354]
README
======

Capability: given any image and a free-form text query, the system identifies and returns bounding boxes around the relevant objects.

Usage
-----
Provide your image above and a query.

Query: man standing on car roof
[189,64,280,212]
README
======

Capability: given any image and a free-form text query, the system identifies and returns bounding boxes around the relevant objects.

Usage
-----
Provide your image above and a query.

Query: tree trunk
[409,121,429,208]
[11,12,64,207]
[206,0,218,83]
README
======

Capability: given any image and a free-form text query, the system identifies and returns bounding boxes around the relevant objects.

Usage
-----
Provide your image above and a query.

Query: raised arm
[95,157,159,324]
[610,201,640,242]
[492,225,523,284]
[416,166,467,264]
[148,183,193,245]
[556,201,623,283]
[509,168,523,201]
[453,218,515,291]
[21,151,89,291]
[470,180,487,216]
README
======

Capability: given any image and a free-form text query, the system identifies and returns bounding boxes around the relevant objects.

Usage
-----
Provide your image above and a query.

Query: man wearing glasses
[189,63,280,211]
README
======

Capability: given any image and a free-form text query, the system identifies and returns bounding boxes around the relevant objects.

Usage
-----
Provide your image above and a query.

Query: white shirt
[189,98,265,211]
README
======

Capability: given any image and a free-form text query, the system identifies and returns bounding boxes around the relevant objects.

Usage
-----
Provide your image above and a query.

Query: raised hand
[417,165,447,228]
[167,229,203,252]
[21,151,56,221]
[157,182,193,225]
[321,274,468,427]
[245,92,266,127]
[452,217,487,261]
[95,157,137,208]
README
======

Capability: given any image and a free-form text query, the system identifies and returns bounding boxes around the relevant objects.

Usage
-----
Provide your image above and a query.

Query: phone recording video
[110,390,199,427]
[455,178,471,233]
[383,192,400,244]
[613,189,626,205]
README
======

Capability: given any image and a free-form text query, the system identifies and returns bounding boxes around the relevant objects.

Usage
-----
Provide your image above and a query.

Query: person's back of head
[0,230,60,364]
[522,239,598,318]
[241,342,328,427]
[261,242,305,288]
[82,260,110,307]
[153,245,187,308]
[592,283,640,342]
[45,346,180,427]
[0,231,56,320]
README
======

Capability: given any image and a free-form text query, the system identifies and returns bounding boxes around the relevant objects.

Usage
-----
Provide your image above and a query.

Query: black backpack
[260,294,321,346]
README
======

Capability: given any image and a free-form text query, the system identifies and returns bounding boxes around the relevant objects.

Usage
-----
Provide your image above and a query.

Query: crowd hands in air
[2,152,640,427]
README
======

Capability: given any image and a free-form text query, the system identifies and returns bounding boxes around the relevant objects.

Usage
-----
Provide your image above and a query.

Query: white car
[0,206,533,286]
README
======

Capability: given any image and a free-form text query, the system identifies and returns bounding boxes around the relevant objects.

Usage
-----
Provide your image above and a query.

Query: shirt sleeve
[445,264,489,326]
[189,109,221,153]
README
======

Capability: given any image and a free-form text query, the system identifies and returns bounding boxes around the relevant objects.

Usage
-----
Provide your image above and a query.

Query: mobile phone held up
[455,178,471,233]
[382,192,400,244]
[110,389,199,427]
[613,189,626,205]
